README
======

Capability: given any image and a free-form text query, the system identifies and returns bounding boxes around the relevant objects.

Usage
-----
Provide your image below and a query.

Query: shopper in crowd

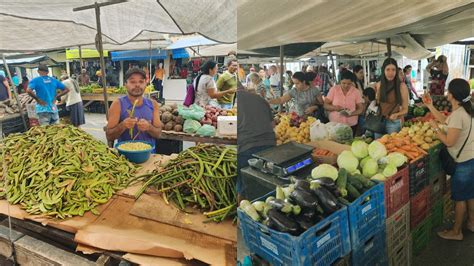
[27,64,70,125]
[216,59,238,109]
[259,69,274,99]
[194,60,235,107]
[324,70,364,133]
[0,73,11,101]
[11,73,19,87]
[373,58,409,138]
[247,72,266,98]
[269,71,324,117]
[422,78,474,241]
[19,76,29,94]
[426,55,449,95]
[403,65,418,100]
[285,70,294,90]
[237,87,276,200]
[337,63,347,82]
[77,69,90,86]
[353,65,365,93]
[245,67,256,85]
[238,65,246,83]
[269,65,281,96]
[152,63,165,99]
[60,75,85,127]
[362,87,377,137]
[315,66,334,97]
[106,68,161,147]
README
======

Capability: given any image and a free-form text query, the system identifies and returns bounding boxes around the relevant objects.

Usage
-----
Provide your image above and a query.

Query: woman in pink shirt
[324,70,364,132]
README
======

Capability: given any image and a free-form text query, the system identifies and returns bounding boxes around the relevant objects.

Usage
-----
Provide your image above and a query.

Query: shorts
[374,119,401,139]
[38,112,59,126]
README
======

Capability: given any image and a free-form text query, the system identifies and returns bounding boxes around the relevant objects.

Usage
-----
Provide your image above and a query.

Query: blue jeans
[374,119,402,139]
[237,145,275,195]
[38,112,59,126]
[451,159,474,201]
[220,103,233,109]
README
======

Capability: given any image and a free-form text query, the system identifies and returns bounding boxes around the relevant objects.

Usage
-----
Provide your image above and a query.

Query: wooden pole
[94,3,109,119]
[2,54,28,130]
[78,45,83,69]
[279,45,284,111]
[386,38,392,57]
[329,50,336,81]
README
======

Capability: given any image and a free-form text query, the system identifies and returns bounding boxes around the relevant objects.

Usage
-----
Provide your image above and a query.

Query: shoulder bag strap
[456,118,472,159]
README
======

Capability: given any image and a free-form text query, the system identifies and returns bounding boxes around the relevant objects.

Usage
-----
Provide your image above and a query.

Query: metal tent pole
[2,54,28,130]
[279,45,284,112]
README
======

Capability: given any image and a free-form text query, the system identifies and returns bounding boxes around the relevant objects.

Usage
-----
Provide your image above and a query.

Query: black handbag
[440,118,472,175]
[365,104,397,134]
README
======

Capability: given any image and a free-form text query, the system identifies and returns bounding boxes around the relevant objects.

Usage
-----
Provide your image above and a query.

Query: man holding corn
[106,68,162,148]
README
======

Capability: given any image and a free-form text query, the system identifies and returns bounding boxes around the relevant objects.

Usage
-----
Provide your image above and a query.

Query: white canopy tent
[238,0,473,59]
[0,0,236,53]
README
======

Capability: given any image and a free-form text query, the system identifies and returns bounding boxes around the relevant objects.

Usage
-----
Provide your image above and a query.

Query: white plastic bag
[326,122,353,143]
[310,120,329,141]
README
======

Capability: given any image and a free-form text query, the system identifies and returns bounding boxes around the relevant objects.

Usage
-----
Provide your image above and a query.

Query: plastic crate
[443,191,454,222]
[386,204,410,255]
[348,182,385,248]
[351,227,387,266]
[409,156,428,196]
[426,143,443,178]
[383,166,410,218]
[410,187,430,229]
[429,173,446,205]
[430,198,444,229]
[388,240,411,266]
[238,194,351,266]
[411,216,431,256]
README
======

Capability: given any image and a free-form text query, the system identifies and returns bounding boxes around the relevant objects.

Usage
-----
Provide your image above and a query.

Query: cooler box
[217,116,237,136]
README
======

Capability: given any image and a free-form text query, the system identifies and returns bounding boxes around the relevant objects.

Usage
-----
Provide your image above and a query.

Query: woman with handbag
[422,78,474,241]
[372,58,409,139]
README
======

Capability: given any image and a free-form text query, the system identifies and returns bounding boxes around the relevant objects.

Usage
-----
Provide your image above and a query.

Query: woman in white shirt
[423,78,474,241]
[194,60,235,107]
[60,75,85,127]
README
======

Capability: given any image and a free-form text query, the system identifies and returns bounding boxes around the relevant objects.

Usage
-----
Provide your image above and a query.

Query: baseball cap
[38,64,49,73]
[125,67,146,80]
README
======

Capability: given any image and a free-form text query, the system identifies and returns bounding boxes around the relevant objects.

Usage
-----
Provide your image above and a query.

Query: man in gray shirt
[237,89,276,198]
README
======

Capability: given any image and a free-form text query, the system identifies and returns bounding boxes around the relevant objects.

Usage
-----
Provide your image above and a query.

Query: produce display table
[81,92,159,109]
[159,130,237,145]
[0,154,236,265]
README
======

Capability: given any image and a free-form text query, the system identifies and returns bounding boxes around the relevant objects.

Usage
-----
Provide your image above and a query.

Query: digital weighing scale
[241,142,317,200]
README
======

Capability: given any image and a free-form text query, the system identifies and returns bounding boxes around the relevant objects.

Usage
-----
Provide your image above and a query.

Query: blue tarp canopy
[110,50,167,61]
[171,48,189,59]
[166,36,217,50]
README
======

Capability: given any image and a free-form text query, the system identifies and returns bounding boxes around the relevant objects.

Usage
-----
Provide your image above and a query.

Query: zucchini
[276,186,285,200]
[267,209,301,235]
[346,183,361,199]
[338,197,350,206]
[350,174,375,188]
[348,176,364,190]
[336,169,348,197]
[240,200,260,221]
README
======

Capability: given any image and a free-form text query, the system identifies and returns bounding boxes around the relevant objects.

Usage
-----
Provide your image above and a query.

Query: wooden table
[159,130,237,145]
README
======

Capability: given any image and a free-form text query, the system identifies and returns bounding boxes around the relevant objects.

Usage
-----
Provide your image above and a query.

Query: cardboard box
[308,140,351,165]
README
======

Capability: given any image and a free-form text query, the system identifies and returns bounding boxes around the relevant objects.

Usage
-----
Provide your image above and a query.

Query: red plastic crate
[384,165,410,218]
[410,187,431,229]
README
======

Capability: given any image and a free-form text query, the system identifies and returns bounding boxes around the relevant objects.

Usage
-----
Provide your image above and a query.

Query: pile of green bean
[0,124,139,219]
[135,144,237,223]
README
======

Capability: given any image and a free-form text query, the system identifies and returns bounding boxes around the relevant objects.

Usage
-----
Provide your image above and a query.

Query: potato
[164,121,175,131]
[161,111,173,123]
[174,124,183,132]
[174,115,184,125]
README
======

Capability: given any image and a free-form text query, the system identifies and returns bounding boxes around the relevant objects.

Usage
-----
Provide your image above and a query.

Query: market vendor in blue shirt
[27,64,70,125]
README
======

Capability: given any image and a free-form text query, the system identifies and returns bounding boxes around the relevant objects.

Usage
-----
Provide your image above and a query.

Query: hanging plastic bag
[183,119,202,134]
[178,104,205,121]
[196,124,216,137]
[326,122,353,144]
[310,120,329,141]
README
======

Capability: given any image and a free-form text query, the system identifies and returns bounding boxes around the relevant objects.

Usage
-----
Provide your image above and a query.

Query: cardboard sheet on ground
[0,198,113,234]
[129,193,236,242]
[74,196,236,265]
[123,253,207,266]
[117,154,177,198]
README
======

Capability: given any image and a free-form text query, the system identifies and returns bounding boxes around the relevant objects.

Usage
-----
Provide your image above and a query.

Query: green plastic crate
[411,216,432,256]
[427,143,443,181]
[430,198,444,229]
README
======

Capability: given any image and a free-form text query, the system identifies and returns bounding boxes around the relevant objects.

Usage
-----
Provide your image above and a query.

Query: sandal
[438,230,463,241]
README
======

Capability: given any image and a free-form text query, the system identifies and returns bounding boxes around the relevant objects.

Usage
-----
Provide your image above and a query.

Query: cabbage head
[368,141,387,160]
[387,152,407,168]
[337,151,359,173]
[360,156,371,169]
[362,158,379,178]
[351,140,369,159]
[383,164,398,177]
[311,164,338,180]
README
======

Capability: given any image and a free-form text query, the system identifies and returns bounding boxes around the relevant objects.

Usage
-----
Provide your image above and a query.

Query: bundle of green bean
[0,124,139,219]
[135,144,237,223]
